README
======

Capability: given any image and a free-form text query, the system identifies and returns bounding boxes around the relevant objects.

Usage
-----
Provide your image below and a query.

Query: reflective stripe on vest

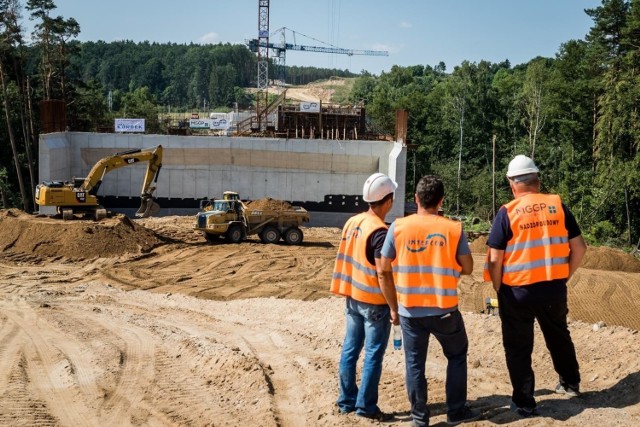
[392,214,462,309]
[330,212,388,304]
[483,193,570,286]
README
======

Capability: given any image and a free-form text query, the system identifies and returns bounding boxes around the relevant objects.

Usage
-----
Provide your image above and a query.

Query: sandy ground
[0,212,639,426]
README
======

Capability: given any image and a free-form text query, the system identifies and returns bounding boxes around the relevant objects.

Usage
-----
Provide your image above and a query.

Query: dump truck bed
[244,206,310,231]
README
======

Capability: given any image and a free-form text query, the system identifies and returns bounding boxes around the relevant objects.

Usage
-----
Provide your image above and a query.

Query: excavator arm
[81,145,163,218]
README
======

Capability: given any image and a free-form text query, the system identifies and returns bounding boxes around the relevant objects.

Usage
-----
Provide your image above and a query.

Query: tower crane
[248,27,388,86]
[250,1,387,132]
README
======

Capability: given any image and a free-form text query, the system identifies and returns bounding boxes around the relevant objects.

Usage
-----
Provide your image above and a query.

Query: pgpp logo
[548,205,557,214]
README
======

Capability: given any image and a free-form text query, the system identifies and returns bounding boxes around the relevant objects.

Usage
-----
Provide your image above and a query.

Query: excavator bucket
[136,197,160,218]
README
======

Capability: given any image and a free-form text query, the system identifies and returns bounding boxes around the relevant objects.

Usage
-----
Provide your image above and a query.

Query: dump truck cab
[197,197,247,242]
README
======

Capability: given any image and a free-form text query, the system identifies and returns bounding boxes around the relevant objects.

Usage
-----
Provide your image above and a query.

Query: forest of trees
[0,0,638,249]
[348,0,640,248]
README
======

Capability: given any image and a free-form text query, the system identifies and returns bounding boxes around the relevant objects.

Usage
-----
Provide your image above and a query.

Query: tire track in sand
[1,300,94,426]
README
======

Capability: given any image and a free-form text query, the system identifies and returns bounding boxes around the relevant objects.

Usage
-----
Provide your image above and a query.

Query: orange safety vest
[392,214,462,309]
[483,193,570,286]
[330,212,388,305]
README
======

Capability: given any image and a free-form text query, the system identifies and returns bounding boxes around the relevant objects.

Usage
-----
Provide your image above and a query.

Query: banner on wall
[115,118,145,133]
[189,118,212,129]
[189,117,229,130]
[300,102,320,113]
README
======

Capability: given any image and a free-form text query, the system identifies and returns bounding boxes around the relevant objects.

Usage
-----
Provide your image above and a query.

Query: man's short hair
[369,192,394,208]
[509,173,539,185]
[416,175,444,209]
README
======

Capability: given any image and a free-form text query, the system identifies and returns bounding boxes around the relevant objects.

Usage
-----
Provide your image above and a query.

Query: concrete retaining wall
[39,132,407,227]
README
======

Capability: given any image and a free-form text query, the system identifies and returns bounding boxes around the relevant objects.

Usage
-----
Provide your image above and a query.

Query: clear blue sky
[30,0,602,75]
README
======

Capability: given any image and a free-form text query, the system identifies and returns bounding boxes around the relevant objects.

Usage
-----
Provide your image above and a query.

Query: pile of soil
[581,245,640,272]
[0,209,163,261]
[467,233,640,273]
[468,234,488,254]
[245,198,293,211]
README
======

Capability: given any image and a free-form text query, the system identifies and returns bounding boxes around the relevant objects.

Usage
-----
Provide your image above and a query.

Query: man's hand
[568,235,587,280]
[487,248,505,293]
[377,256,398,315]
[390,309,400,325]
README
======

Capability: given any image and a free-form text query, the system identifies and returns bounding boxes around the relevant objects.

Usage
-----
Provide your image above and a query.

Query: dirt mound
[0,209,163,261]
[468,234,640,273]
[245,198,293,211]
[468,234,488,254]
[581,245,640,272]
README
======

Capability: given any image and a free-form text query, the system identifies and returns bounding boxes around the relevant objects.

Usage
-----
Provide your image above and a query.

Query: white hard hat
[506,155,539,178]
[362,173,397,203]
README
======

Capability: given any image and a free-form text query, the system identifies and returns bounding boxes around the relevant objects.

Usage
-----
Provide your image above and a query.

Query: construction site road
[0,212,638,426]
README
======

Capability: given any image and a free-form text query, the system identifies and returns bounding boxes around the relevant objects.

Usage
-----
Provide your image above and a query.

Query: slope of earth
[281,78,354,104]
[0,213,638,426]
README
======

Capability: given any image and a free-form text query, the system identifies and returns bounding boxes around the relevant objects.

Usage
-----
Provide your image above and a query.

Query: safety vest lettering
[519,219,559,230]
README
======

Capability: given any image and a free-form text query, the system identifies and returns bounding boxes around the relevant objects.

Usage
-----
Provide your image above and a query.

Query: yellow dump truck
[194,192,310,244]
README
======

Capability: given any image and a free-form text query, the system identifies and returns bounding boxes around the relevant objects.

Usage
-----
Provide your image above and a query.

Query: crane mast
[257,0,270,131]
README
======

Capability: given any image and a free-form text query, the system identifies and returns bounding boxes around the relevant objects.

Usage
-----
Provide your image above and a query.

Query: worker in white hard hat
[379,175,480,427]
[484,154,587,417]
[330,172,397,422]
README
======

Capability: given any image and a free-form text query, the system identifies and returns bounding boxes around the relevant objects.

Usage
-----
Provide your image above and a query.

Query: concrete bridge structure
[39,132,407,227]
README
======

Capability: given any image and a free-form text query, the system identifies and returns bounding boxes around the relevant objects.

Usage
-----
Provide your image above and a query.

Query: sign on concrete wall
[115,118,145,133]
[300,102,320,113]
[189,118,230,130]
[189,118,212,129]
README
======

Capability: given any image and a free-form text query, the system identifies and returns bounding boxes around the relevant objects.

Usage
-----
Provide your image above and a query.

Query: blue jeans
[401,310,469,427]
[337,297,391,416]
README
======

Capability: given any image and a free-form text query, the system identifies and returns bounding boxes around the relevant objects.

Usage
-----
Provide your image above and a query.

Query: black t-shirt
[366,228,388,265]
[487,201,581,304]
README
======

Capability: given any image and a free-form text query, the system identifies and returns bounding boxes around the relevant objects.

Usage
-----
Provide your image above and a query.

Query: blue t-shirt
[381,220,471,317]
[487,201,581,304]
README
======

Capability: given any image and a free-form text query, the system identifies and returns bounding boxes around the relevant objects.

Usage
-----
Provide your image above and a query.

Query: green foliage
[589,220,618,242]
[463,217,492,233]
[349,1,640,246]
[119,87,162,133]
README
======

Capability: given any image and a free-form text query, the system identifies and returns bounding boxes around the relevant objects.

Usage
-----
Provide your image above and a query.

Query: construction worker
[379,175,480,427]
[484,154,587,417]
[330,172,397,422]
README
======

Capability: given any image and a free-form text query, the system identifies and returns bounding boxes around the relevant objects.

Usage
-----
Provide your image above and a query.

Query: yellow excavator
[35,145,163,220]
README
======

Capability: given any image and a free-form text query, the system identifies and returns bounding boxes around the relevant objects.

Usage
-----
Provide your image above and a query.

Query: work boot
[446,405,481,425]
[555,382,581,397]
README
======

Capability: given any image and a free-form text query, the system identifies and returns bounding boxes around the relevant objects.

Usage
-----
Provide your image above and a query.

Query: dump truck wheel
[284,227,303,245]
[226,224,244,243]
[203,232,219,243]
[260,226,280,244]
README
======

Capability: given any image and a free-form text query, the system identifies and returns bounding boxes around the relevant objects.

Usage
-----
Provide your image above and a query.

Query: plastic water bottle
[393,325,402,350]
